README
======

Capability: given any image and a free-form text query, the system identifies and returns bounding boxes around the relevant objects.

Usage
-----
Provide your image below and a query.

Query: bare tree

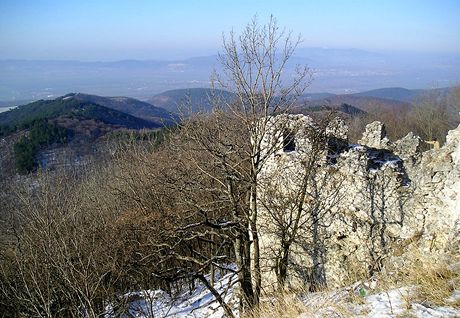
[213,15,311,308]
[110,15,312,315]
[449,85,460,112]
[409,89,451,144]
[0,164,125,317]
[110,126,240,317]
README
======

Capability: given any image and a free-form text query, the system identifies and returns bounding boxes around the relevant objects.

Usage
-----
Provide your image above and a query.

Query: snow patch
[105,270,237,318]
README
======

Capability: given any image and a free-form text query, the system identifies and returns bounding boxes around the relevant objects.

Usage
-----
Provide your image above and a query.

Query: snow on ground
[106,273,460,318]
[299,284,460,318]
[105,270,237,318]
[356,287,460,318]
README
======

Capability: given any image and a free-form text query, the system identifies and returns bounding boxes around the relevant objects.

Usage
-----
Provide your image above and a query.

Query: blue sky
[1,0,459,60]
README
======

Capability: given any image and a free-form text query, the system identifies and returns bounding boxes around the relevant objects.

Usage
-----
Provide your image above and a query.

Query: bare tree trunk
[250,184,261,305]
[310,211,326,291]
[210,233,216,286]
[210,266,216,287]
[196,274,235,318]
[277,240,291,292]
[234,230,255,312]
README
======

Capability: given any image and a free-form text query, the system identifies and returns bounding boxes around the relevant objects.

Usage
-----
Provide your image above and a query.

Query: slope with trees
[0,97,163,134]
[0,95,172,174]
[69,92,177,124]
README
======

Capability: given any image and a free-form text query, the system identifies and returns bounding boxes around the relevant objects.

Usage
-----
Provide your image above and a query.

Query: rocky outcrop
[358,121,392,150]
[257,115,460,291]
[407,125,460,253]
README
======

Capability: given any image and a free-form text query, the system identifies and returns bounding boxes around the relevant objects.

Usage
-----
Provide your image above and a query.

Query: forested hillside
[0,94,174,174]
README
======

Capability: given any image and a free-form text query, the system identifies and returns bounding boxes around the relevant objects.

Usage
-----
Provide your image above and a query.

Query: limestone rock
[393,132,422,167]
[358,121,392,150]
[257,115,460,291]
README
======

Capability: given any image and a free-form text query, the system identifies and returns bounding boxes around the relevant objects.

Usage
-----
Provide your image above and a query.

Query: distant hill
[148,88,410,116]
[0,95,168,173]
[149,86,438,117]
[299,94,412,114]
[69,93,177,125]
[149,88,236,114]
[290,103,366,118]
[351,87,454,103]
[352,87,424,102]
[299,87,453,106]
[0,96,162,131]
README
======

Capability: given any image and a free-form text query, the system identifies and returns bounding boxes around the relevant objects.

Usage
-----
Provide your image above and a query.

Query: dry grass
[378,248,460,308]
[243,293,307,318]
[242,247,460,317]
[409,257,460,308]
[340,262,371,291]
[242,290,354,318]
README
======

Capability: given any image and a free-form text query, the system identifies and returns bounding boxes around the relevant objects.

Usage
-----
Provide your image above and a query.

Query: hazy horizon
[1,0,460,61]
[1,46,459,63]
[1,1,459,101]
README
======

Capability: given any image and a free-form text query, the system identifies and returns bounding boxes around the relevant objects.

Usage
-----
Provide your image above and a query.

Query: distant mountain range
[299,93,412,114]
[304,86,453,103]
[0,85,456,174]
[1,48,458,101]
[297,86,456,114]
[0,85,454,133]
[145,86,452,115]
[351,87,423,102]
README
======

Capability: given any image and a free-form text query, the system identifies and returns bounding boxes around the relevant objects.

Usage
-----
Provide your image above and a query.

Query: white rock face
[358,121,392,150]
[257,115,460,291]
[411,124,460,254]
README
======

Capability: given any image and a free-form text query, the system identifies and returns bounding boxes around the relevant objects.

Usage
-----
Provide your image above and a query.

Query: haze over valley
[1,48,459,103]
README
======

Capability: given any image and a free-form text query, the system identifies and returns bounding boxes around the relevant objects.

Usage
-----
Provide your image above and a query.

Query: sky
[1,0,460,61]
